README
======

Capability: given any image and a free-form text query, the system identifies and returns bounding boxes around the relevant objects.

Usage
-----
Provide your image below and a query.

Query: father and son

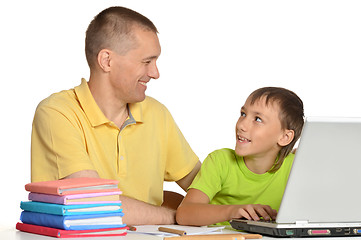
[31,7,305,226]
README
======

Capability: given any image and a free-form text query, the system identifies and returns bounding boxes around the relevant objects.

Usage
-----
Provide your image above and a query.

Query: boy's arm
[176,188,277,226]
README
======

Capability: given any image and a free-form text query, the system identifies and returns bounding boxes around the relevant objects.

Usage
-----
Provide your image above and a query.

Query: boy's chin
[234,148,244,157]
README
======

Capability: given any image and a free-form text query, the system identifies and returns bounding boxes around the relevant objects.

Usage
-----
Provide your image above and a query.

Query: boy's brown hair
[248,87,304,172]
[85,6,158,69]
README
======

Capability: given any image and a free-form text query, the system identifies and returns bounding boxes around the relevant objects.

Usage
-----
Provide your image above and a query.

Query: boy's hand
[233,204,277,221]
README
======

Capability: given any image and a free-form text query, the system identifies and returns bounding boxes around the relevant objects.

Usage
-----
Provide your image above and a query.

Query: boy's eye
[255,117,262,122]
[240,112,246,117]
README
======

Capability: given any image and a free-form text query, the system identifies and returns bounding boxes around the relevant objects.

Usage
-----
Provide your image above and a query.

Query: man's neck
[88,76,129,129]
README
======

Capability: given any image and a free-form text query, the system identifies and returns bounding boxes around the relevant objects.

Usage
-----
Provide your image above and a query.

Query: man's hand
[63,170,179,225]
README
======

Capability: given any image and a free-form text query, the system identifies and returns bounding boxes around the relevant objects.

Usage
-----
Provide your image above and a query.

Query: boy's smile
[237,135,251,143]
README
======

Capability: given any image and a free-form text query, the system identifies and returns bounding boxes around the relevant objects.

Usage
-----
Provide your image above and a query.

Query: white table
[2,225,361,240]
[1,226,161,240]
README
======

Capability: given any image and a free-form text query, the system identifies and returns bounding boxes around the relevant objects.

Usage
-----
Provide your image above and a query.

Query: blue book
[20,201,122,215]
[20,211,125,230]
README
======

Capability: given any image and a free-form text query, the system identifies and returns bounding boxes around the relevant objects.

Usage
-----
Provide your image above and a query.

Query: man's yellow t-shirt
[31,79,199,206]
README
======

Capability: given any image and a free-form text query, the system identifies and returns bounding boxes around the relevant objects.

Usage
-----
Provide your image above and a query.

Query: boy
[176,87,304,226]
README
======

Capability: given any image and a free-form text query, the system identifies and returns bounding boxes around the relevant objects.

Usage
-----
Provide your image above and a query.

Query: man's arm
[176,161,202,191]
[64,170,177,225]
[123,161,200,224]
[160,161,202,210]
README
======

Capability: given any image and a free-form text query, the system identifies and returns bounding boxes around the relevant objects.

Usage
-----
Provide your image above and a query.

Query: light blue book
[20,201,122,216]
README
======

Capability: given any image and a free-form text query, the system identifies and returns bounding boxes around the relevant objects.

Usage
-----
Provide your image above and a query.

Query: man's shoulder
[140,96,171,115]
[36,88,77,113]
[142,96,165,108]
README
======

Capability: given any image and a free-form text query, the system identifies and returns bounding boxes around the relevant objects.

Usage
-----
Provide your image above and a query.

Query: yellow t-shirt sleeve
[31,102,95,182]
[161,104,199,182]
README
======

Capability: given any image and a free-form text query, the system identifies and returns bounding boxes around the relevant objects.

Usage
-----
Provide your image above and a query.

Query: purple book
[28,191,122,205]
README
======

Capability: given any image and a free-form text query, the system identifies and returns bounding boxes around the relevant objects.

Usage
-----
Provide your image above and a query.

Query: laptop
[230,117,361,237]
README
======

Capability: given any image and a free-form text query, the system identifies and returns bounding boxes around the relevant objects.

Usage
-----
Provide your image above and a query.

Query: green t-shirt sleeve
[189,151,224,201]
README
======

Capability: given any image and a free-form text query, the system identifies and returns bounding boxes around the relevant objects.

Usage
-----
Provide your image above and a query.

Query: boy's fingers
[238,208,252,220]
[255,207,271,221]
[244,205,261,221]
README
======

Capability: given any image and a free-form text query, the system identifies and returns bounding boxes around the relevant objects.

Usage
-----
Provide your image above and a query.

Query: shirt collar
[75,78,144,127]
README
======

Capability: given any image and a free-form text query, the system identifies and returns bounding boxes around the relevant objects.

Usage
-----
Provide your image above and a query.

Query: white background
[1,0,360,227]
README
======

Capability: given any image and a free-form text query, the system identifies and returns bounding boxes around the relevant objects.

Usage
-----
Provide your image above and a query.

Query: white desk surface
[3,225,361,240]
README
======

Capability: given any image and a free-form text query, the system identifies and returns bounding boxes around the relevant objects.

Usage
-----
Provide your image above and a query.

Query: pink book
[25,178,119,195]
[28,191,122,205]
[16,222,128,238]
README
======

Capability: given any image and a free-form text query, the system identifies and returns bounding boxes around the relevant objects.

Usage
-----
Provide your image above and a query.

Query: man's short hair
[85,6,158,69]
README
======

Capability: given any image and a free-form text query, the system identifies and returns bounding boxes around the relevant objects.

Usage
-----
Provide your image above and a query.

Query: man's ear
[278,129,295,147]
[97,49,112,72]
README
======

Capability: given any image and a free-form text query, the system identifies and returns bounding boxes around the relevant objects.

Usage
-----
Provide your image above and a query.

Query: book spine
[20,211,66,229]
[16,222,60,238]
[25,184,60,195]
[28,193,66,204]
[20,201,65,216]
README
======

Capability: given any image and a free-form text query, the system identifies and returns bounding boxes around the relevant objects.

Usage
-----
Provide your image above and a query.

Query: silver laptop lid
[277,117,361,224]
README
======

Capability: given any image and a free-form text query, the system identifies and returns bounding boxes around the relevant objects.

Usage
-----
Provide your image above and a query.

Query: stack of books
[16,178,128,238]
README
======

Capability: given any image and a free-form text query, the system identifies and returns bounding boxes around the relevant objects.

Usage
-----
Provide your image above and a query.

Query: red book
[25,178,119,195]
[16,222,128,238]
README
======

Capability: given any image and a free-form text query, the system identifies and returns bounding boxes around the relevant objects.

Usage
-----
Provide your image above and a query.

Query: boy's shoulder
[207,148,238,162]
[279,153,295,171]
[210,147,235,155]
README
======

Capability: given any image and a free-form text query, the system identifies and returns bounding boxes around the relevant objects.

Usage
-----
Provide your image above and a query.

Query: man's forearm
[63,171,176,225]
[120,195,176,225]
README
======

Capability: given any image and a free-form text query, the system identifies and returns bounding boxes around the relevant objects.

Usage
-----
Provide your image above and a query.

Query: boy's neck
[243,154,278,174]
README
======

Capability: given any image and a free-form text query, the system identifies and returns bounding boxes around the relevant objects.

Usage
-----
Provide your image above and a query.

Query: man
[31,6,201,225]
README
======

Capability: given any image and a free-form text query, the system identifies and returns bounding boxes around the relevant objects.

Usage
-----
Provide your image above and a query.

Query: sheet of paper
[129,225,225,236]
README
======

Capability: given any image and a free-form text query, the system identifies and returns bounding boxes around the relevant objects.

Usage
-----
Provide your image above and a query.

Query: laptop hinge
[295,220,309,225]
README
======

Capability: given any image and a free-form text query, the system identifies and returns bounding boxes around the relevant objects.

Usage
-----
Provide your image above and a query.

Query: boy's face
[235,96,286,159]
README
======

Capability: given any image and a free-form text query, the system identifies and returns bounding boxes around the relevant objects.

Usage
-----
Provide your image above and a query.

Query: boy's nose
[236,118,248,132]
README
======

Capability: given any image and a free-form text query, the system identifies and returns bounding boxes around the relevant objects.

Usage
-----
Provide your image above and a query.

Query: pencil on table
[127,225,137,231]
[163,234,245,240]
[163,233,261,240]
[158,227,187,236]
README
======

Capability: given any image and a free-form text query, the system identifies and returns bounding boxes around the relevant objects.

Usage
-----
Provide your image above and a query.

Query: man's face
[109,27,161,104]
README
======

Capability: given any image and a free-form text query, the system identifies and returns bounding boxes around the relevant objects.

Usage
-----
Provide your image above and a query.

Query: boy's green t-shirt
[189,148,294,224]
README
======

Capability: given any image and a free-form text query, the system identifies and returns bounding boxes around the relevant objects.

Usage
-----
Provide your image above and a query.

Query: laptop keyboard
[258,219,277,223]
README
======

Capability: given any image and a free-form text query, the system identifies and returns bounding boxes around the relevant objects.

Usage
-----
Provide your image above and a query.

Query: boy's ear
[278,129,295,147]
